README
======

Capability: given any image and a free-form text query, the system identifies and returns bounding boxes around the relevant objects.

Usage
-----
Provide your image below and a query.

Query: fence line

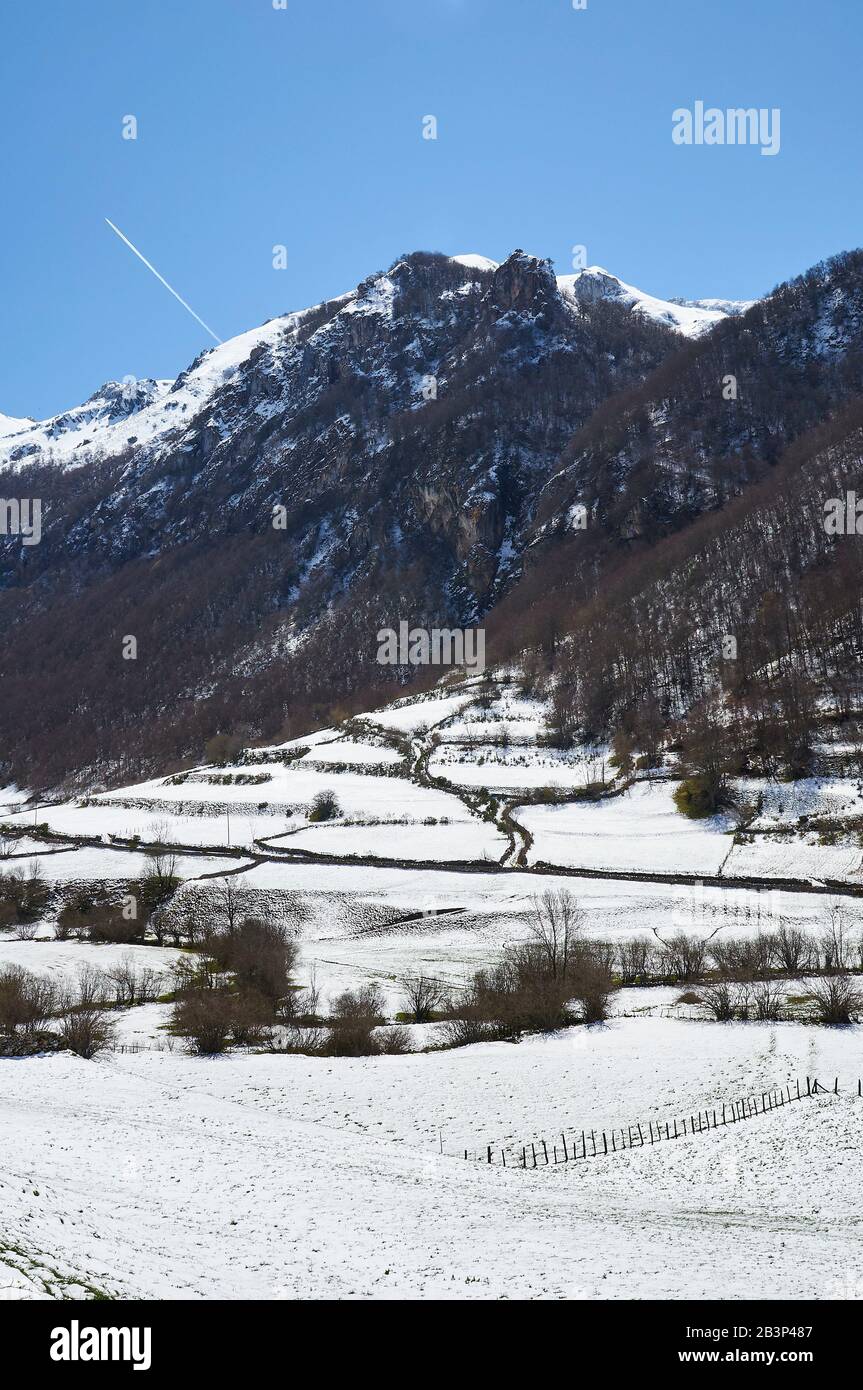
[462,1076,859,1170]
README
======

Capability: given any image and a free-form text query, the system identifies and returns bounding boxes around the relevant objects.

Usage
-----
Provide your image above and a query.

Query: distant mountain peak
[0,248,753,473]
[557,264,755,337]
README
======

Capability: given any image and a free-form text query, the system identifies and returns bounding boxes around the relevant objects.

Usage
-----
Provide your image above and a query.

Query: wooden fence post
[542,1139,548,1165]
[561,1133,568,1161]
[603,1131,608,1155]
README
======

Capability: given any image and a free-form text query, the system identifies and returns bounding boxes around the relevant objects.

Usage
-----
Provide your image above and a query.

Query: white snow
[557,266,754,338]
[1,1018,861,1299]
[271,821,506,863]
[297,740,404,768]
[519,781,736,874]
[450,254,500,272]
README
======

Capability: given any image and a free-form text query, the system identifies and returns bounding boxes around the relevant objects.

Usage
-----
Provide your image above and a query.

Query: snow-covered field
[429,743,608,793]
[0,938,182,986]
[5,683,863,1301]
[519,782,737,875]
[270,821,506,862]
[1,1018,860,1300]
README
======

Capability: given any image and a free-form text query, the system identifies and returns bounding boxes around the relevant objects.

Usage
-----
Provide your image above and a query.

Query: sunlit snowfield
[2,1023,862,1300]
[2,680,862,1299]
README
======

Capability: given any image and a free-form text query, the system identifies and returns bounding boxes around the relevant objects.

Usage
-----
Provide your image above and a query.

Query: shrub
[810,975,863,1026]
[673,777,722,820]
[702,981,737,1021]
[204,918,298,1006]
[205,732,243,766]
[324,983,385,1055]
[172,989,233,1054]
[376,1027,412,1055]
[572,956,614,1024]
[440,1014,500,1048]
[751,980,784,1021]
[0,863,50,924]
[57,1006,113,1058]
[56,968,113,1057]
[58,885,146,944]
[227,991,274,1046]
[308,789,342,822]
[659,933,708,983]
[0,966,56,1035]
[84,903,146,945]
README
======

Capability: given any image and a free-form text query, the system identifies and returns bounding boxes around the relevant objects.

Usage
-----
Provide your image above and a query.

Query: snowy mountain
[557,265,754,337]
[0,257,749,474]
[1,244,862,792]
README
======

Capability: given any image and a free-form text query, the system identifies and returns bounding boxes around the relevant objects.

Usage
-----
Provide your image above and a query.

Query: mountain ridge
[0,256,752,474]
[0,245,860,793]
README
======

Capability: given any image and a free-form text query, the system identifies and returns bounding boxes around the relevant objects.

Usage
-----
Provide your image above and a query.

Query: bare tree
[525,889,585,982]
[400,973,447,1023]
[819,901,852,972]
[105,957,160,1007]
[618,937,656,985]
[775,923,810,975]
[660,932,708,983]
[212,876,242,935]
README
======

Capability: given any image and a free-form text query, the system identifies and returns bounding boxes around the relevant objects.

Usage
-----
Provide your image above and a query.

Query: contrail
[105,218,222,344]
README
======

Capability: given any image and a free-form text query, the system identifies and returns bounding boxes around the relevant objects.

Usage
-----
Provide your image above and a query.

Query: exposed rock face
[6,245,861,790]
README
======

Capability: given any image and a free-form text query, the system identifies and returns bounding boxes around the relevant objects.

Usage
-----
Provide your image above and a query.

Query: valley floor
[2,683,863,1300]
[1,1018,861,1300]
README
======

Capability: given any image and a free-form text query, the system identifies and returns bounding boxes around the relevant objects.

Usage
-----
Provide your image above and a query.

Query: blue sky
[2,0,861,418]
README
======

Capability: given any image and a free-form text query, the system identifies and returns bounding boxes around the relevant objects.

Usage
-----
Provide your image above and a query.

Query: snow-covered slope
[1,1028,860,1299]
[557,265,755,337]
[0,311,333,473]
[0,256,752,472]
